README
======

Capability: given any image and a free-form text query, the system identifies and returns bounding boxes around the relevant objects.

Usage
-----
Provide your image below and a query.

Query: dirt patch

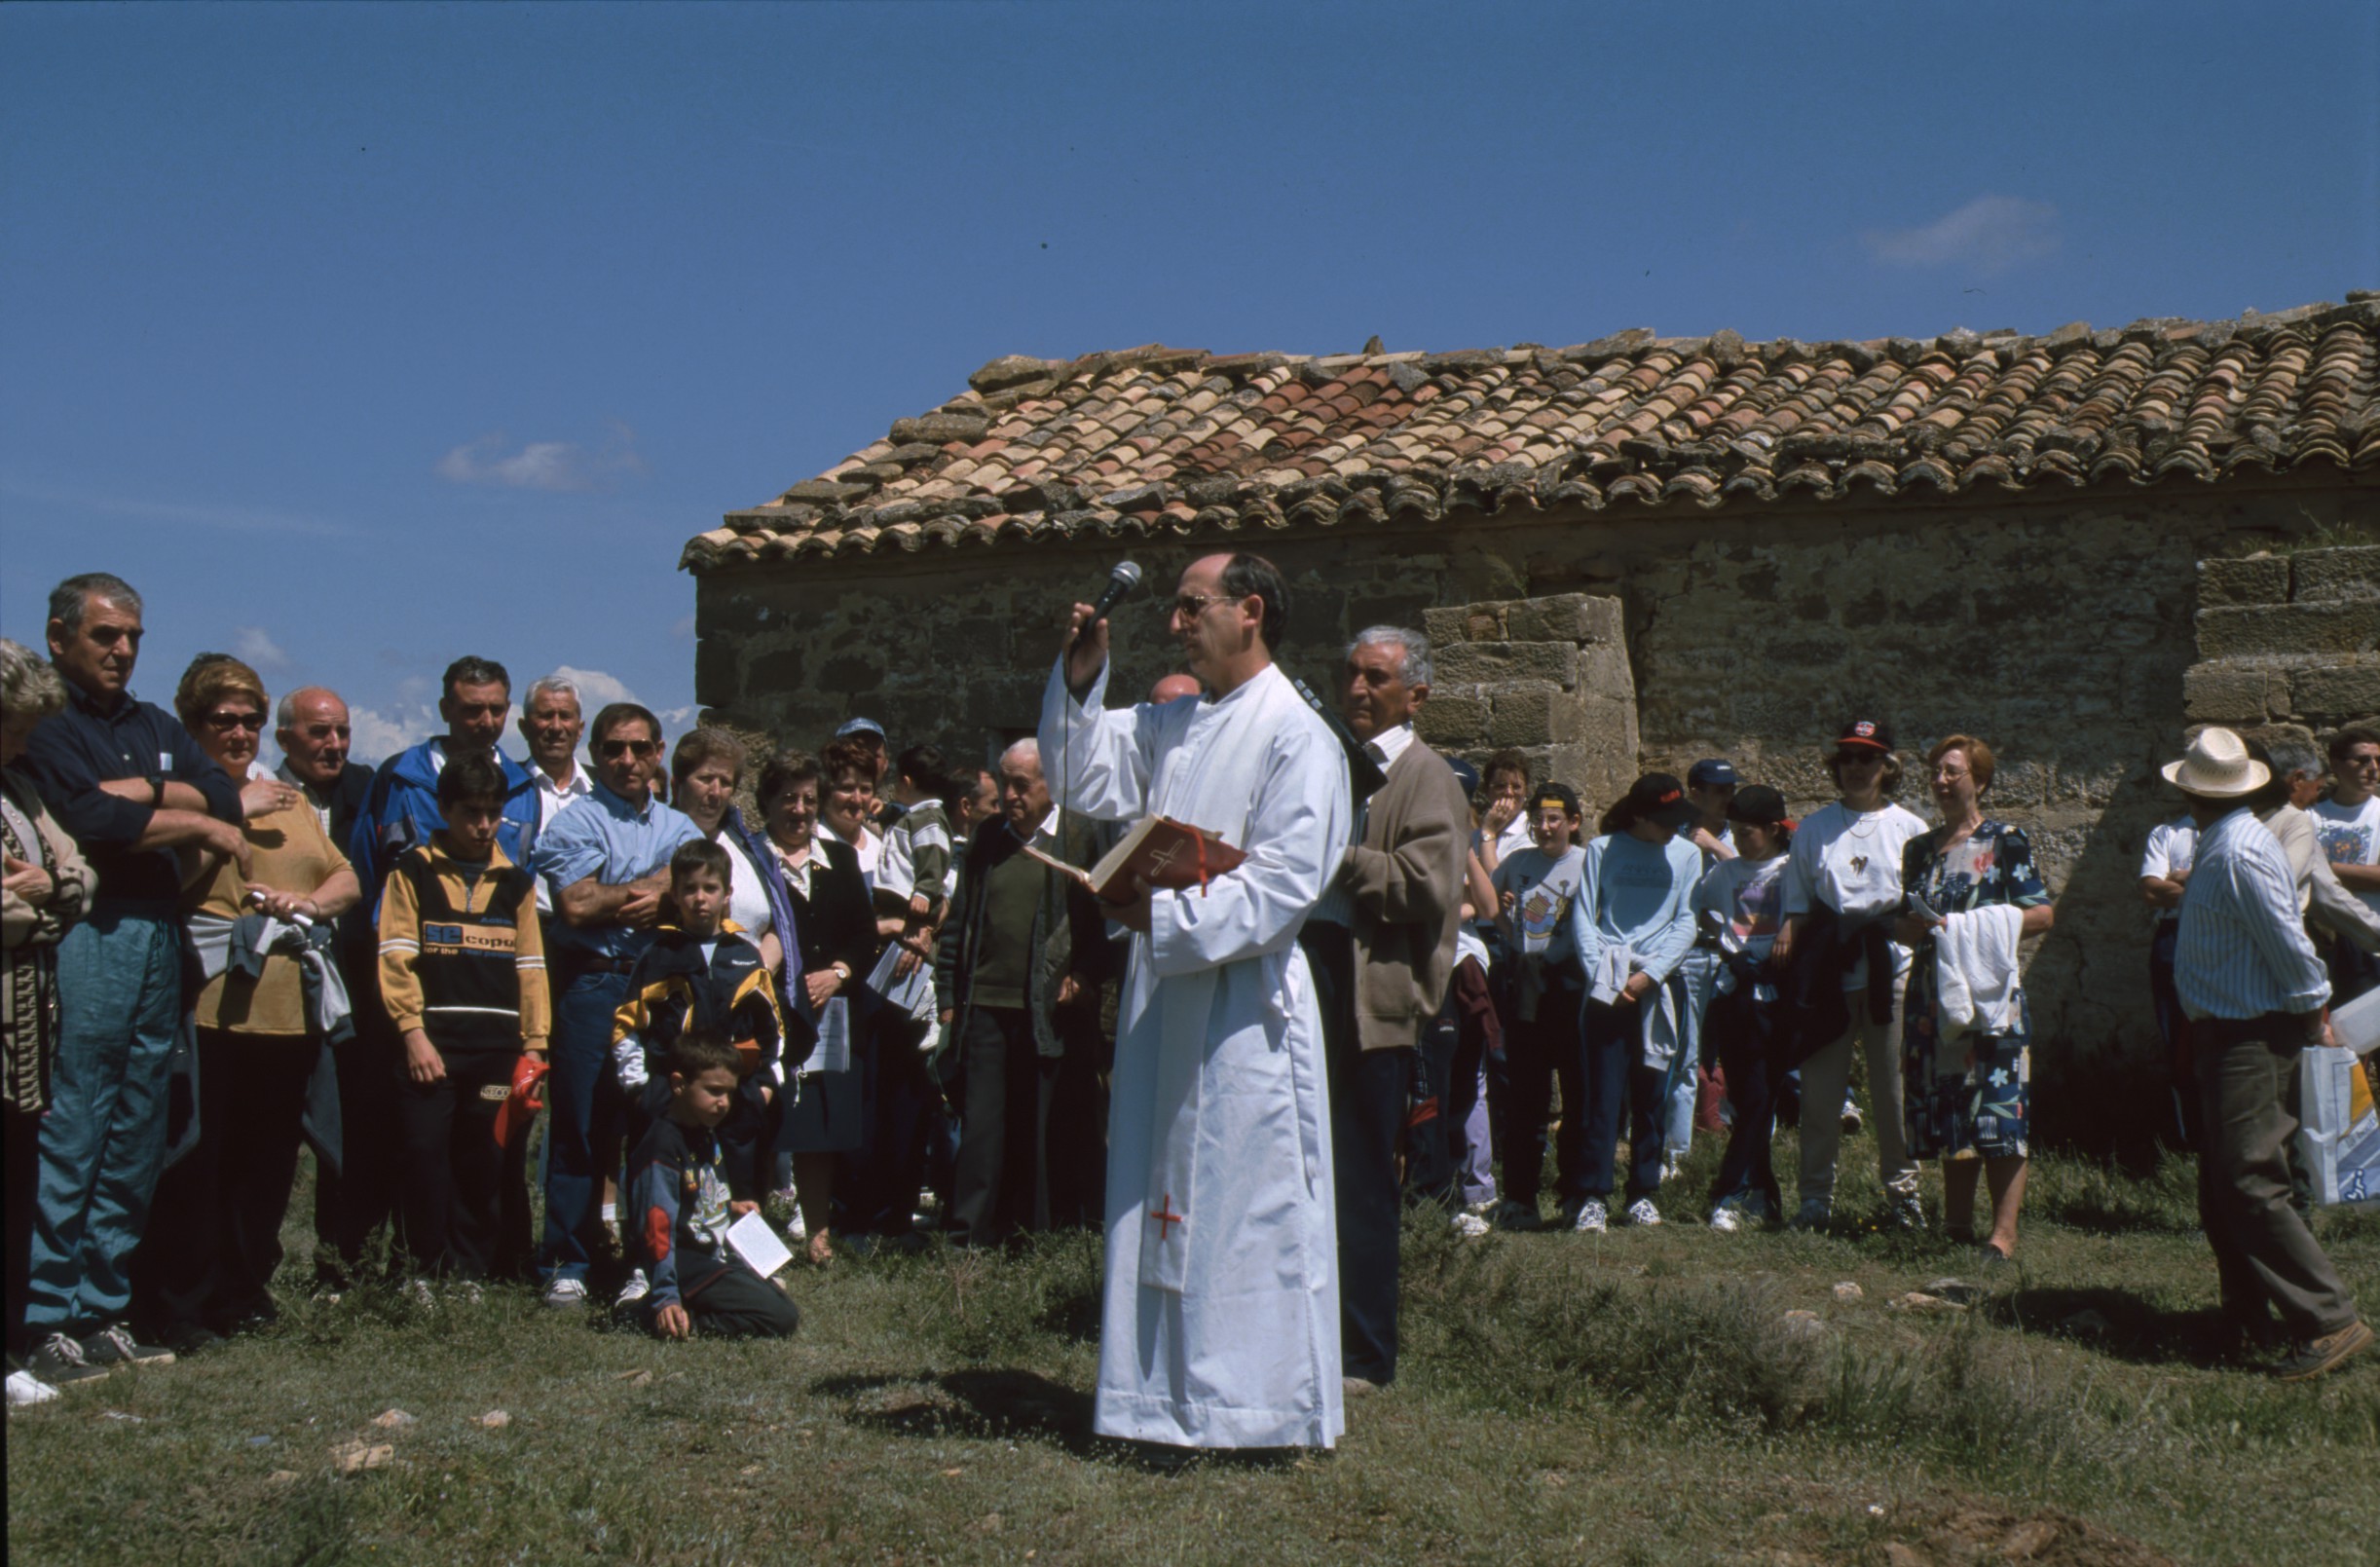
[1883,1500,2177,1567]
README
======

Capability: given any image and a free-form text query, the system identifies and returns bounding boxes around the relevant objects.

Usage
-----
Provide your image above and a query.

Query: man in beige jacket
[1298,626,1469,1393]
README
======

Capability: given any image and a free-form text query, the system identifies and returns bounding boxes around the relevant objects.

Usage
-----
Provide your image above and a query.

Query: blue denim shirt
[531,780,700,965]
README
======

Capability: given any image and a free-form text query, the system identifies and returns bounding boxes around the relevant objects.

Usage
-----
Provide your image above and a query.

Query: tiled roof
[684,296,2380,573]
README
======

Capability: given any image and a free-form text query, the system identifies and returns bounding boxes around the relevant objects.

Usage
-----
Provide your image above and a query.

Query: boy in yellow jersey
[378,754,548,1284]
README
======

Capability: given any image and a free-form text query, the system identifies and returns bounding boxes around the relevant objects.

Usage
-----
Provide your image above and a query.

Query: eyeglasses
[599,738,659,759]
[205,710,265,733]
[1169,592,1235,620]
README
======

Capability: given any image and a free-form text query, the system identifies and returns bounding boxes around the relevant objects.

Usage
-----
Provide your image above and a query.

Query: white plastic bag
[2296,1045,2380,1209]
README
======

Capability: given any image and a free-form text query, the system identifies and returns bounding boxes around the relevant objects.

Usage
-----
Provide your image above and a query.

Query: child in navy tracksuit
[626,1030,800,1341]
[612,840,790,1201]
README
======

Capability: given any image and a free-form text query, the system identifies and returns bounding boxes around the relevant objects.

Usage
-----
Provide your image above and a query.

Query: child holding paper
[627,1031,801,1341]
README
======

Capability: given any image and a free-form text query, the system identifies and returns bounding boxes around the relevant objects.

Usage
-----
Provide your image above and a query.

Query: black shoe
[165,1323,228,1356]
[25,1331,112,1386]
[81,1324,175,1367]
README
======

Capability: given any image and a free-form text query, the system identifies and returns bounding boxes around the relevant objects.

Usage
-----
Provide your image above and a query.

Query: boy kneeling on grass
[628,1029,801,1341]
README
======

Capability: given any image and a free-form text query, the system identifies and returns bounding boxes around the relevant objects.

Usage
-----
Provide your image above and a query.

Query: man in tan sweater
[1298,626,1469,1394]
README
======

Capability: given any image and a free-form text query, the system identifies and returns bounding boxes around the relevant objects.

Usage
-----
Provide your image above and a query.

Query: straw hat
[2161,727,2270,798]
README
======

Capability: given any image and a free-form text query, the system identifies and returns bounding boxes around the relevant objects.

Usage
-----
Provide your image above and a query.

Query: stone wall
[1415,592,1639,808]
[692,473,2366,1146]
[2184,545,2380,734]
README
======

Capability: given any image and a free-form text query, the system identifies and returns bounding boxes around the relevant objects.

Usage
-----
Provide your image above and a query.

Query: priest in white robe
[1039,550,1352,1449]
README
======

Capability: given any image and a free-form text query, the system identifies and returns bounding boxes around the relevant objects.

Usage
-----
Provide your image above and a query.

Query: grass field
[8,1129,2376,1567]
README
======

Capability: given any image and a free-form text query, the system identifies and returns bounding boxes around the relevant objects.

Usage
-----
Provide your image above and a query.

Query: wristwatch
[830,960,852,983]
[150,774,166,806]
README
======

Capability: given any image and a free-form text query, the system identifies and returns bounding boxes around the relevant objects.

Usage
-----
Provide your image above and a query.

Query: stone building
[683,297,2380,1146]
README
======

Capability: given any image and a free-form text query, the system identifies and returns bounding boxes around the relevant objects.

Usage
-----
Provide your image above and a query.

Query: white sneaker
[1451,1212,1491,1238]
[614,1269,651,1311]
[1623,1198,1662,1228]
[1572,1199,1609,1233]
[542,1278,589,1311]
[444,1281,484,1306]
[1841,1100,1864,1136]
[7,1368,60,1406]
[1660,1154,1684,1183]
[1708,1203,1742,1233]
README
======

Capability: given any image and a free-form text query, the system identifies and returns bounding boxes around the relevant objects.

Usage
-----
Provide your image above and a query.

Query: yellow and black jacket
[610,921,787,1093]
[377,835,548,1053]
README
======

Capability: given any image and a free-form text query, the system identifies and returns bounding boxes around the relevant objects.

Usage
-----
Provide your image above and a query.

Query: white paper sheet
[725,1211,794,1279]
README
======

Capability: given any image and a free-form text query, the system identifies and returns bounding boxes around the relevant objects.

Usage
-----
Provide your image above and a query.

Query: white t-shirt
[1692,853,1788,965]
[1782,800,1930,989]
[1491,844,1586,961]
[2310,794,2380,915]
[2138,814,2198,924]
[716,830,772,942]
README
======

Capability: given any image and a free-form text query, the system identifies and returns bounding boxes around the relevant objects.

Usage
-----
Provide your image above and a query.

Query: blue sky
[4,1,2374,764]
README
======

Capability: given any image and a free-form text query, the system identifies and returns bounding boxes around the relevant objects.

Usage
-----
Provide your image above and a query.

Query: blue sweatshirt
[1568,831,1702,989]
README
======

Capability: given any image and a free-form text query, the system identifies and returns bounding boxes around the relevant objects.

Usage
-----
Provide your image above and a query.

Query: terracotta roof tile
[687,300,2380,570]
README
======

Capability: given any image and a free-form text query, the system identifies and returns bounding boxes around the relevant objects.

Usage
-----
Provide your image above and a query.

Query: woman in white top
[1771,719,1930,1230]
[819,737,885,886]
[668,728,781,972]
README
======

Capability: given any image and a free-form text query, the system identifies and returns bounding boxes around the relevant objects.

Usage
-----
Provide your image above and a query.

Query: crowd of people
[3,558,2372,1422]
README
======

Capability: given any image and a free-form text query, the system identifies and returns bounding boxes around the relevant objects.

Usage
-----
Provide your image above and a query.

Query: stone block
[694,636,740,708]
[1421,607,1471,648]
[1488,684,1564,747]
[1434,641,1580,688]
[2289,663,2380,718]
[1504,593,1623,645]
[2196,555,2289,607]
[2292,546,2380,604]
[2181,663,2279,723]
[2194,603,2380,659]
[1414,692,1488,747]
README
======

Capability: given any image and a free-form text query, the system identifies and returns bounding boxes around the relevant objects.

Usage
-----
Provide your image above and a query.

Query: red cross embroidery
[1149,1193,1185,1241]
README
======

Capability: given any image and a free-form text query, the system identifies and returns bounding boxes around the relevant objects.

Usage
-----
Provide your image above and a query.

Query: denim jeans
[539,969,628,1283]
[27,911,181,1334]
[1580,997,1667,1203]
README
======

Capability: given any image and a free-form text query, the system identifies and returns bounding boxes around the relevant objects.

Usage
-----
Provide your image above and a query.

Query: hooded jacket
[348,740,541,915]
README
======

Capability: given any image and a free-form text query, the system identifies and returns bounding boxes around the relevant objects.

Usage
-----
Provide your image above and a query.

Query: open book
[1023,816,1246,904]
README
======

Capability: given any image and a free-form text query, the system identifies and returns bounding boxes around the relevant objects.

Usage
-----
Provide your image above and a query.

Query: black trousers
[133,1028,314,1336]
[840,1008,938,1236]
[1706,989,1783,1215]
[948,1005,1060,1245]
[1301,923,1409,1386]
[7,1102,38,1356]
[1502,984,1587,1209]
[321,1003,406,1282]
[1402,997,1460,1207]
[395,1045,515,1281]
[657,1256,800,1339]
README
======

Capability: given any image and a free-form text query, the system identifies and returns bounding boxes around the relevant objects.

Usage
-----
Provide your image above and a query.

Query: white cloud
[549,664,639,707]
[657,704,701,736]
[231,625,290,671]
[435,420,645,493]
[1863,195,2060,275]
[348,701,441,765]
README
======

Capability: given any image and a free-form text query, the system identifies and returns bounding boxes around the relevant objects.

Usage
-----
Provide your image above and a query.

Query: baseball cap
[1625,772,1700,834]
[834,717,886,741]
[1835,719,1894,754]
[1531,782,1581,817]
[1687,758,1738,789]
[1727,784,1789,825]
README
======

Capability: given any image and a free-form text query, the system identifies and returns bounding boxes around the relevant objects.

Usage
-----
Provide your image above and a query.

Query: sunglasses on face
[1169,592,1234,619]
[600,738,658,759]
[205,710,265,733]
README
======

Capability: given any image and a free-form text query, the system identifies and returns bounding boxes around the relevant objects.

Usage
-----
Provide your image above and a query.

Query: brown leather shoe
[2274,1319,2374,1381]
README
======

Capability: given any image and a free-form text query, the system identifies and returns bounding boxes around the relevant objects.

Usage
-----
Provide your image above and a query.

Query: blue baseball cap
[1687,758,1738,789]
[834,717,886,741]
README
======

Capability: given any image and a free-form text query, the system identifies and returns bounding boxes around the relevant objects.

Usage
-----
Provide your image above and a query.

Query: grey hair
[998,737,1042,774]
[48,573,142,632]
[1349,625,1432,687]
[2266,735,2323,783]
[275,686,347,729]
[0,637,67,723]
[526,674,581,710]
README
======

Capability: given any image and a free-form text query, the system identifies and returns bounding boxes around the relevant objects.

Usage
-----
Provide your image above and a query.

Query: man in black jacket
[934,740,1112,1245]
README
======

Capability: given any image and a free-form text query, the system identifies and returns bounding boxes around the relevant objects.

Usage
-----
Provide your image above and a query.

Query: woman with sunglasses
[139,653,358,1349]
[1770,719,1929,1231]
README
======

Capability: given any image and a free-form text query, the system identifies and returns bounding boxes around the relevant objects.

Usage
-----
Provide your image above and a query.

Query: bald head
[276,686,353,786]
[1149,673,1203,704]
[998,739,1050,831]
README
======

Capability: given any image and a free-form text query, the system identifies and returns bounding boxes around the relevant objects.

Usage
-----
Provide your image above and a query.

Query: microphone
[1073,560,1143,645]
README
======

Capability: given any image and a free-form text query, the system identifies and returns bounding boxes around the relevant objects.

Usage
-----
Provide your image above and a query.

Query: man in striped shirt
[2167,728,2371,1381]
